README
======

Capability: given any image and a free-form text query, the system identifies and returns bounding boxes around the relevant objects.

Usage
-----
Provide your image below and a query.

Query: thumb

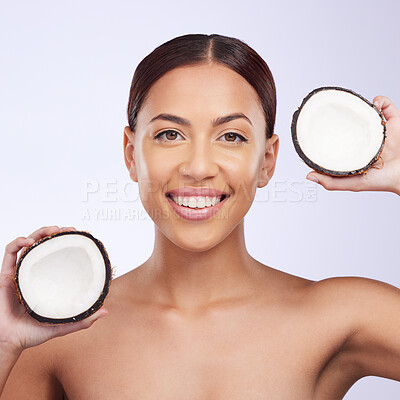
[306,172,368,192]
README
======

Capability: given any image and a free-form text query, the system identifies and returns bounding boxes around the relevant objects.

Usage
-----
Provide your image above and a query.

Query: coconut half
[291,87,386,176]
[14,231,112,324]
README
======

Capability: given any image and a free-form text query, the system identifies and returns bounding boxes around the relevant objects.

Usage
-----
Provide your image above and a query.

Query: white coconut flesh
[296,90,384,172]
[18,235,106,319]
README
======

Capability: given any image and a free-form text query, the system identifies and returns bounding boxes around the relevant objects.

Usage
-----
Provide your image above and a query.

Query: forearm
[0,346,23,397]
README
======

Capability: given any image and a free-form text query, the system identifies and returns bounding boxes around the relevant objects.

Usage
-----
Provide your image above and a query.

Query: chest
[57,306,339,400]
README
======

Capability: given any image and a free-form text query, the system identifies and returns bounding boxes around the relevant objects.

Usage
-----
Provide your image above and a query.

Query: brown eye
[221,132,248,143]
[154,130,182,141]
[225,133,236,141]
[165,131,177,140]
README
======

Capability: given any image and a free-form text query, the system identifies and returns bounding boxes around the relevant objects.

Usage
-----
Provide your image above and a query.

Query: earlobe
[257,134,279,188]
[123,126,138,182]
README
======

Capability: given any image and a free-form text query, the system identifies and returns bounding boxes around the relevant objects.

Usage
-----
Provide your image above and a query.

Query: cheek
[222,147,263,202]
[136,141,182,209]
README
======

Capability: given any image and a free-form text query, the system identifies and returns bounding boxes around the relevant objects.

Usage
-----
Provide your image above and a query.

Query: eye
[219,132,248,143]
[153,130,183,141]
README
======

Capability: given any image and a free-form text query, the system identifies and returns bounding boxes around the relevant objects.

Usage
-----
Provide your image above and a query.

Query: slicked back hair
[127,33,276,140]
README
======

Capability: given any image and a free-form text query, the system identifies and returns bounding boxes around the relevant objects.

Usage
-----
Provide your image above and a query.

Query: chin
[166,223,238,253]
[172,238,223,253]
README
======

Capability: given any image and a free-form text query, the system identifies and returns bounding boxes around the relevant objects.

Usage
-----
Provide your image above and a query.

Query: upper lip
[166,188,230,197]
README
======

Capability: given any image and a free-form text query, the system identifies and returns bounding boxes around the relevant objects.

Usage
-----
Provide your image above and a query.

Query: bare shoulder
[259,266,400,344]
[310,276,400,388]
[301,275,400,328]
[308,275,400,310]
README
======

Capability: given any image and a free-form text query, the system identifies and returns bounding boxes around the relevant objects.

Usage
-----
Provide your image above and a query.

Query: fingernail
[307,175,319,183]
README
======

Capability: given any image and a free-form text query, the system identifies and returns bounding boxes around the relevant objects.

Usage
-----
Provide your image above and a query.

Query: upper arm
[1,340,63,400]
[321,276,400,381]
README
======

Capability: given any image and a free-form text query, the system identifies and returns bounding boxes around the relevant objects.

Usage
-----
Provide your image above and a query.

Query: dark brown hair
[127,33,276,139]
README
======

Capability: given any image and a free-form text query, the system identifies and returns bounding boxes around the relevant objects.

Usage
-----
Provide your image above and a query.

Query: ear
[123,126,138,182]
[257,134,279,188]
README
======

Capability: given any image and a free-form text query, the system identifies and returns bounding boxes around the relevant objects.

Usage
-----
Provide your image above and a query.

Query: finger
[1,237,35,275]
[59,227,77,232]
[373,96,400,120]
[306,172,373,192]
[18,226,61,260]
[27,226,60,241]
[47,308,109,338]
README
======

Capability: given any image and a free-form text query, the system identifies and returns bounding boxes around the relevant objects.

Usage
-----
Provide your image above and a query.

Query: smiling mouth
[165,194,229,209]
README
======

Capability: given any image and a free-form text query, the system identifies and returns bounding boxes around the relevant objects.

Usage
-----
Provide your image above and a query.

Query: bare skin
[1,63,400,399]
[3,259,399,400]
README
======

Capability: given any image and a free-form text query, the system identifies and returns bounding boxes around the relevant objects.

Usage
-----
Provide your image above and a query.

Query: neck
[140,219,261,312]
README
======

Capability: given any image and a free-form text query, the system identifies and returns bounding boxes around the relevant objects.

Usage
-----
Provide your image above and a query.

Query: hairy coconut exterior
[14,230,113,324]
[291,86,387,177]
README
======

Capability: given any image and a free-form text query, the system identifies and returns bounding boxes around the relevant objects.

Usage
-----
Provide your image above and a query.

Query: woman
[1,33,399,399]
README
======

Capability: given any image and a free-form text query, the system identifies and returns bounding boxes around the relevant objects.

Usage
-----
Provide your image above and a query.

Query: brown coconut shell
[291,86,387,177]
[14,230,113,324]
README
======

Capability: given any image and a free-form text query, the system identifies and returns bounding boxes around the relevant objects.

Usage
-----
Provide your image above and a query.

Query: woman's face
[124,62,279,252]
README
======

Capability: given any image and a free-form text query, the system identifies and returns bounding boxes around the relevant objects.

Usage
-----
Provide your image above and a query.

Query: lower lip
[166,195,229,221]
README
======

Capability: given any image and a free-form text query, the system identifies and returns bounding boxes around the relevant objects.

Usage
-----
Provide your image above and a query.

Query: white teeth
[197,197,206,208]
[188,197,197,208]
[170,195,224,208]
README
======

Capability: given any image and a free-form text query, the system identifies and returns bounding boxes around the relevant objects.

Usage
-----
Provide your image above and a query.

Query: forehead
[137,63,265,128]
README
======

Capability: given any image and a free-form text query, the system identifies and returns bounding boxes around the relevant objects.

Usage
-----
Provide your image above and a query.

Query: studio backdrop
[1,0,399,398]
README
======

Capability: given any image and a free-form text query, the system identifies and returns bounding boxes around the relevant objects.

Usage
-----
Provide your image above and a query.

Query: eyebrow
[148,113,253,127]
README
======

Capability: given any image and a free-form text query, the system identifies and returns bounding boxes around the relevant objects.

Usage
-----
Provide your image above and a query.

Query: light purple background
[1,0,399,397]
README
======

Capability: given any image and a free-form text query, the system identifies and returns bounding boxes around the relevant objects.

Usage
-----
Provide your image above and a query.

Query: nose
[179,137,219,181]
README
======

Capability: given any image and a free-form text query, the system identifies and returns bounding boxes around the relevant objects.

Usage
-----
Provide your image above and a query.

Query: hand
[0,226,108,355]
[306,96,400,196]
